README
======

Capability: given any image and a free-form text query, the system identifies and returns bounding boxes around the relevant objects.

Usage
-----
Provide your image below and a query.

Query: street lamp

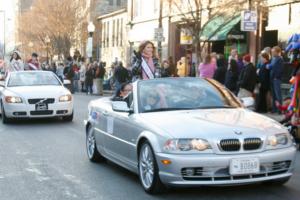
[45,35,50,64]
[87,22,95,63]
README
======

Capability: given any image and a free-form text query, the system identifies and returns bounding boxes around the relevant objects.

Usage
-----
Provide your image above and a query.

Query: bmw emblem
[234,131,242,135]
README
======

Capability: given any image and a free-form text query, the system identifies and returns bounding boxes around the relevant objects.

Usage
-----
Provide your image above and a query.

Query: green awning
[200,15,241,41]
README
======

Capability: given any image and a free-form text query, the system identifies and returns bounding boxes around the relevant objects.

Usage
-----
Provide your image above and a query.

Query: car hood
[139,108,286,139]
[4,85,70,99]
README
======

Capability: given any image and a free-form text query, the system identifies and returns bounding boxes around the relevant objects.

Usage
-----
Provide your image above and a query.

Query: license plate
[230,158,259,175]
[35,103,48,111]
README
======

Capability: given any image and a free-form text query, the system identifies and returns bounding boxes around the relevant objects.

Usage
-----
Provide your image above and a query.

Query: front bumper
[156,146,297,186]
[4,101,73,118]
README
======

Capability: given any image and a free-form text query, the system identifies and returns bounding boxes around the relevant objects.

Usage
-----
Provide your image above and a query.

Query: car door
[93,104,109,155]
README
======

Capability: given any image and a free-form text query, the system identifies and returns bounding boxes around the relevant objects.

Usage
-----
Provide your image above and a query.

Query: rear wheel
[138,141,165,194]
[86,125,105,162]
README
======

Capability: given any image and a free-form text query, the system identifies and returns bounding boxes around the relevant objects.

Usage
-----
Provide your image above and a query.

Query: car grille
[219,139,241,151]
[243,138,262,150]
[30,110,53,115]
[28,98,55,104]
[181,160,291,181]
[219,138,262,152]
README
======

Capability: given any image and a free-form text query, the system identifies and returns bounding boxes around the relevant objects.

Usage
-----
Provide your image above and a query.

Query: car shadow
[86,158,297,199]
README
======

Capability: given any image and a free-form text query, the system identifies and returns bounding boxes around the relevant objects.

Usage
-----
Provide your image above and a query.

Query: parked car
[0,71,73,123]
[84,77,297,194]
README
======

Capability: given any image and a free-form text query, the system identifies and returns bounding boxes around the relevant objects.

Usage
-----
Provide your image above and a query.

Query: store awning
[200,15,241,41]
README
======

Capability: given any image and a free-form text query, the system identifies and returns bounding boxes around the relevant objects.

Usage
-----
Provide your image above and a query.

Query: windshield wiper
[195,105,236,109]
[143,107,193,113]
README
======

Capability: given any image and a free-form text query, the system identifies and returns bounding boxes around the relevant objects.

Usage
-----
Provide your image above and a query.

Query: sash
[141,58,154,79]
[28,63,39,70]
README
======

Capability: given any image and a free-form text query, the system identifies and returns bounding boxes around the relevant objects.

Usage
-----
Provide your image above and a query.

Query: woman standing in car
[8,50,24,73]
[131,41,161,80]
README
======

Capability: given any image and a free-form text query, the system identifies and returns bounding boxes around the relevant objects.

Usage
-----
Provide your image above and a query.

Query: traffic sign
[241,10,257,32]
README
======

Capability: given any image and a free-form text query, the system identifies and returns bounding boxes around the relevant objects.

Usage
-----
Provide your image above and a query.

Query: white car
[0,71,73,123]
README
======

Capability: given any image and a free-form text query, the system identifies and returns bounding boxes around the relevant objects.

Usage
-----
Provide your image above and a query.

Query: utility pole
[158,0,163,59]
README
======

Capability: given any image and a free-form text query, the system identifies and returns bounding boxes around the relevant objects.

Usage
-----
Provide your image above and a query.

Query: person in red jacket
[27,53,40,70]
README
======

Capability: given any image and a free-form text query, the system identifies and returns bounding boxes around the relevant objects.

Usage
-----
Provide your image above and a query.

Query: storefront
[200,15,248,58]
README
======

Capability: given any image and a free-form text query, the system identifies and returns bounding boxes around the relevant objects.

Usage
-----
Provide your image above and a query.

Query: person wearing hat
[27,52,40,70]
[237,54,257,98]
[8,50,24,72]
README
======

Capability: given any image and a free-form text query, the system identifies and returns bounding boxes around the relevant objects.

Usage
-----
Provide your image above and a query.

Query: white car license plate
[230,158,260,175]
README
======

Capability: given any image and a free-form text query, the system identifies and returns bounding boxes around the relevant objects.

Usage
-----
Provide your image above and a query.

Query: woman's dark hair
[10,52,21,61]
[115,82,131,97]
[217,55,227,68]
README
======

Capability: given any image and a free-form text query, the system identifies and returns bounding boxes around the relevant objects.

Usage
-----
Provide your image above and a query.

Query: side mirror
[0,81,5,87]
[112,101,130,112]
[241,97,255,109]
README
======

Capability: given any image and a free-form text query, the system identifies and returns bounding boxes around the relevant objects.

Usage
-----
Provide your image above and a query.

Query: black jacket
[238,63,257,92]
[213,58,227,84]
[114,66,130,83]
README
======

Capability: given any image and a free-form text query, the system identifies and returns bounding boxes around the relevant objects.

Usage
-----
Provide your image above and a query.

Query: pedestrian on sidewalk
[85,63,94,95]
[94,61,106,95]
[256,52,271,113]
[237,54,257,98]
[198,53,216,78]
[56,62,64,82]
[213,54,227,84]
[114,61,130,93]
[225,59,239,94]
[132,40,161,80]
[267,46,284,113]
[63,56,75,94]
[79,57,86,92]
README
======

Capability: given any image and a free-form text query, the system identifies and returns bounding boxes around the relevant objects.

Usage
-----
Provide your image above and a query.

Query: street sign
[154,28,164,42]
[180,28,193,45]
[241,10,257,31]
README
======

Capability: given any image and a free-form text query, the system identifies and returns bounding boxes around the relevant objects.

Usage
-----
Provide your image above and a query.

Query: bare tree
[19,0,88,60]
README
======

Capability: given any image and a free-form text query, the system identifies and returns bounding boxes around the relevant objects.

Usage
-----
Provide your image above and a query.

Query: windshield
[8,72,61,87]
[138,78,242,113]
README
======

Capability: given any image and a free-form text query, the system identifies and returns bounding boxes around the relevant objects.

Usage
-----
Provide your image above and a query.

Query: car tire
[138,141,166,194]
[1,102,11,124]
[86,125,105,162]
[264,177,291,186]
[63,111,73,122]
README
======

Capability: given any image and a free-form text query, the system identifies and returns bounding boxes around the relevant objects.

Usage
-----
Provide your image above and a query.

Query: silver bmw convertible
[85,78,297,194]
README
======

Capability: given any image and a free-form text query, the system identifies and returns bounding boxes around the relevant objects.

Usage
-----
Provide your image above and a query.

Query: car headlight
[267,133,291,148]
[5,96,23,103]
[59,94,72,102]
[164,139,211,152]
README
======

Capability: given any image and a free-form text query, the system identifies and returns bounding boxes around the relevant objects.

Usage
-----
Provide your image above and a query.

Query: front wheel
[138,141,165,194]
[86,125,105,162]
[63,111,73,122]
[1,102,11,124]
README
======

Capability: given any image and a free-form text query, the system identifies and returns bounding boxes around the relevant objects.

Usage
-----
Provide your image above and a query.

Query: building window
[109,0,114,6]
[102,22,106,48]
[120,18,123,46]
[112,20,115,47]
[116,19,119,46]
[107,21,109,47]
[117,0,121,6]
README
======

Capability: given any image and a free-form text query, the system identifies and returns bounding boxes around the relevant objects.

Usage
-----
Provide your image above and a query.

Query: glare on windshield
[8,72,61,87]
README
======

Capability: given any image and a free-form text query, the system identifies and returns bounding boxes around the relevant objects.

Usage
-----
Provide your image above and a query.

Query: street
[0,93,299,200]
